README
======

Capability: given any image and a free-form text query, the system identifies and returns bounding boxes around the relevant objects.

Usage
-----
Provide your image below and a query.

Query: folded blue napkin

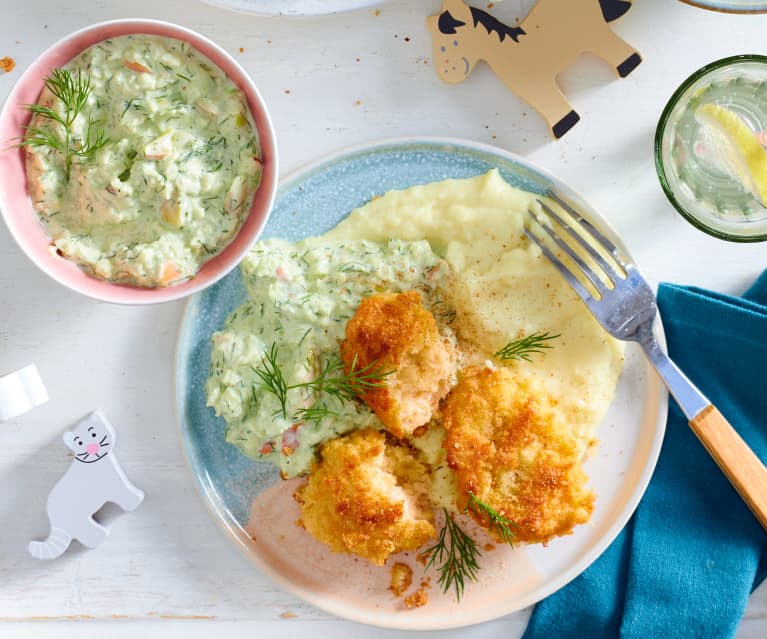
[523,271,767,639]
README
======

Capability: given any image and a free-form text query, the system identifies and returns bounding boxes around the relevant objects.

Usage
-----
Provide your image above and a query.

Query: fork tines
[525,193,629,301]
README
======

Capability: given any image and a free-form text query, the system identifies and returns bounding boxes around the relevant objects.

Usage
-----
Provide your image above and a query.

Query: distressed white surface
[0,0,765,636]
[202,0,387,16]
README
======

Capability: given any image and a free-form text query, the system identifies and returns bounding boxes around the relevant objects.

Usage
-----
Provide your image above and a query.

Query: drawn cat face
[63,412,115,464]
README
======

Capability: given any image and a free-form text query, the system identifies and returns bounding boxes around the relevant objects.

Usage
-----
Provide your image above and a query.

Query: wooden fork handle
[689,405,767,531]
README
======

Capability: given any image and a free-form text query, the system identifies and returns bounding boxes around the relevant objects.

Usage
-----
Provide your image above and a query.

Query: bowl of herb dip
[0,19,277,303]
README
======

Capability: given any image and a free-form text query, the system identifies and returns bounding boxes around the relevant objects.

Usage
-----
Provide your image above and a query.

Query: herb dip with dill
[205,238,450,478]
[24,34,262,287]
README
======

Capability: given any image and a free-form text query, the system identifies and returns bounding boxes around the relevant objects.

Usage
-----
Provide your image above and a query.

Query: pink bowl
[0,19,278,304]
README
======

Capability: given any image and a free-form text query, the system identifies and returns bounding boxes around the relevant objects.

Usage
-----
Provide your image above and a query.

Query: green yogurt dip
[205,237,449,477]
[25,34,262,287]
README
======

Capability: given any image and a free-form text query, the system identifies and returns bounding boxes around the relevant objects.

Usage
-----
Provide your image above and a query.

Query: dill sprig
[251,344,393,419]
[424,495,518,601]
[251,343,289,418]
[15,68,108,181]
[424,510,481,602]
[493,331,560,363]
[293,403,339,426]
[293,353,393,402]
[466,492,517,546]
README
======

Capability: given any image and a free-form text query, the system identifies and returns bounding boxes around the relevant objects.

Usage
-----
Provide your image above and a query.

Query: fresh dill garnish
[493,331,560,363]
[251,344,392,419]
[466,492,517,546]
[293,353,393,402]
[423,510,481,602]
[424,495,517,601]
[251,343,288,418]
[293,403,339,426]
[15,68,108,182]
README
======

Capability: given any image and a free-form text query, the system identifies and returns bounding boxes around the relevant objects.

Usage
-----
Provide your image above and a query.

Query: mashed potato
[325,169,624,451]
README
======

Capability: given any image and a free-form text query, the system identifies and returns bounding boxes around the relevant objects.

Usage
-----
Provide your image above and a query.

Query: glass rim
[654,54,767,242]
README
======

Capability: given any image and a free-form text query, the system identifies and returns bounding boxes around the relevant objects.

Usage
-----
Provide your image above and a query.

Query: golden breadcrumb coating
[404,587,429,609]
[294,428,436,565]
[389,562,413,597]
[441,366,594,544]
[340,290,456,438]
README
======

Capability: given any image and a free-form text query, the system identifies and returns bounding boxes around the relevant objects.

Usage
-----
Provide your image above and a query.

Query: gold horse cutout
[427,0,642,138]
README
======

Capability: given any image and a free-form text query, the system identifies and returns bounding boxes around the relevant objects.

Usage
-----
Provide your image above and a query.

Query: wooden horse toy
[426,0,642,138]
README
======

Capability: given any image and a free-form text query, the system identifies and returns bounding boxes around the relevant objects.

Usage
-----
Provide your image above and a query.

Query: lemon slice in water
[694,103,767,206]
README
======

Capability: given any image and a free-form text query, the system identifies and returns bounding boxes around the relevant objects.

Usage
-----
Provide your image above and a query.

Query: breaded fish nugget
[341,290,456,438]
[294,428,435,565]
[442,366,594,544]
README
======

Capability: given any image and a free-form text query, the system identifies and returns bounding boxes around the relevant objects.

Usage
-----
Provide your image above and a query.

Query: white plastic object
[28,411,144,559]
[0,364,48,422]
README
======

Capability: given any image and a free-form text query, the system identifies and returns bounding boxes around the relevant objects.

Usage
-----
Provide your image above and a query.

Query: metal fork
[525,193,767,531]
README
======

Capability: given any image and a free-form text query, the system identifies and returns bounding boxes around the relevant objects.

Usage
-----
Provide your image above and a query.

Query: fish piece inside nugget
[341,290,456,438]
[294,428,436,565]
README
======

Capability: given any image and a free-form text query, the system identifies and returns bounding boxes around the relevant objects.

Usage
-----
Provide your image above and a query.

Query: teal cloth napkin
[523,271,767,639]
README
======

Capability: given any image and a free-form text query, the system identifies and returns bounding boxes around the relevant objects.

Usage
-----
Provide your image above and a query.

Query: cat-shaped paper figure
[28,412,144,560]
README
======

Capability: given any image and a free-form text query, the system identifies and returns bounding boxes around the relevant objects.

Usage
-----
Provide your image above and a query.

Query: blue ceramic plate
[175,138,667,629]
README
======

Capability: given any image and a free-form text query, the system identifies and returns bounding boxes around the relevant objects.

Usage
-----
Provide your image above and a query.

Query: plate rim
[174,136,669,630]
[677,0,767,13]
[201,0,383,16]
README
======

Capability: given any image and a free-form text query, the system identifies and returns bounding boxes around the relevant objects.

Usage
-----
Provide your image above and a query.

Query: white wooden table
[1,0,765,637]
